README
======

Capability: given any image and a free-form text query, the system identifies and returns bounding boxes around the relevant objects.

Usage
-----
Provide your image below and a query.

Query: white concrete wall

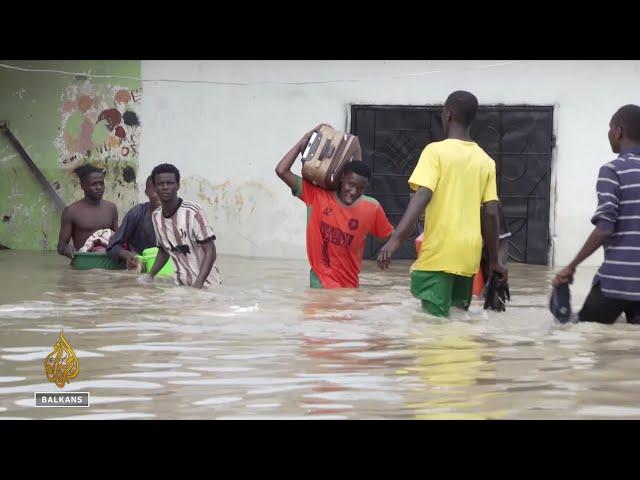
[139,60,640,267]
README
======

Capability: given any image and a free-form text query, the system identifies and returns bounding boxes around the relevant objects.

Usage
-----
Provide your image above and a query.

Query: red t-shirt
[294,176,394,288]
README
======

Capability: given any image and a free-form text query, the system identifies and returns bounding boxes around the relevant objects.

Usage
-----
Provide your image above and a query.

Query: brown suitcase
[300,125,362,190]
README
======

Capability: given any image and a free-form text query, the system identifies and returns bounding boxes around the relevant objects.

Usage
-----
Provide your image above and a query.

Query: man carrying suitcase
[276,124,394,288]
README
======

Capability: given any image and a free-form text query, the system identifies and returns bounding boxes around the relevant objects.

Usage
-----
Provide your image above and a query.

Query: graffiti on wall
[55,80,141,170]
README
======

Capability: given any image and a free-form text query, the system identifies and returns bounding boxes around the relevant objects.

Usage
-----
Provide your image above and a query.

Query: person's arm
[553,227,612,287]
[481,200,508,284]
[498,237,510,266]
[553,164,620,287]
[497,204,511,266]
[111,203,119,232]
[148,246,170,279]
[56,207,75,260]
[192,239,216,289]
[377,187,432,269]
[477,160,507,284]
[377,144,441,270]
[275,123,331,192]
[371,203,395,240]
[107,207,141,268]
[188,207,218,288]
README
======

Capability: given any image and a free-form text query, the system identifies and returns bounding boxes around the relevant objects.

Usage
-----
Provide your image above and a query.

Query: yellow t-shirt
[409,139,498,276]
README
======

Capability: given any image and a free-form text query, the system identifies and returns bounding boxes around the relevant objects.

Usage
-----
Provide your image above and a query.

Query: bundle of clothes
[78,229,115,253]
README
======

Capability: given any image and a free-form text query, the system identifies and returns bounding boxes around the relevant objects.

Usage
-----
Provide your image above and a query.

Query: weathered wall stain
[97,108,122,131]
[122,111,140,127]
[122,166,136,183]
[115,89,131,103]
[55,81,142,172]
[180,175,281,256]
[54,79,142,219]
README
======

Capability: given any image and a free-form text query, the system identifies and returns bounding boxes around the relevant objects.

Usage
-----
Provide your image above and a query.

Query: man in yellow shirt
[377,91,507,317]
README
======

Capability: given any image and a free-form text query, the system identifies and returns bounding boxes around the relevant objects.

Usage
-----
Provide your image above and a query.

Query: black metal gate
[351,105,554,265]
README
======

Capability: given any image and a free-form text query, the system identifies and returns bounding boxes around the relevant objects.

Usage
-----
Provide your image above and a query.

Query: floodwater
[1,250,640,420]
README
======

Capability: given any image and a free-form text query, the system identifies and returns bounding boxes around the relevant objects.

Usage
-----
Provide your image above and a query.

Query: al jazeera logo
[35,331,90,407]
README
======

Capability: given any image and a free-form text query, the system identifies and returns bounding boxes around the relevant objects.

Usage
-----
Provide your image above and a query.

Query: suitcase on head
[300,125,362,190]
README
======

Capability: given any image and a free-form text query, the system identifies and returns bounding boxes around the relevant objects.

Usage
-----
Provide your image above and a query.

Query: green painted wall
[0,60,142,250]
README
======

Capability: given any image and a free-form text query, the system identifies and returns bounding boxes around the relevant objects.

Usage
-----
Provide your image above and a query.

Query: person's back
[553,104,640,324]
[591,147,640,299]
[412,139,496,276]
[376,90,506,318]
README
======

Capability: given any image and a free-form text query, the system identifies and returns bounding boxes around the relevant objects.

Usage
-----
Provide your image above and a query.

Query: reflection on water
[1,251,640,419]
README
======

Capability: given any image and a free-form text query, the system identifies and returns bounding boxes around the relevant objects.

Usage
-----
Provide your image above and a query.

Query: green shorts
[410,270,473,318]
[310,269,323,289]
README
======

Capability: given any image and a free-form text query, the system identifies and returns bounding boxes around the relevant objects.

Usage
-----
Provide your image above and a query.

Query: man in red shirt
[276,124,394,288]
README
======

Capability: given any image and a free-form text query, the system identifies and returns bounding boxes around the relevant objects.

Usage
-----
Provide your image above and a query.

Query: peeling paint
[55,80,141,172]
[178,175,281,256]
[0,153,19,164]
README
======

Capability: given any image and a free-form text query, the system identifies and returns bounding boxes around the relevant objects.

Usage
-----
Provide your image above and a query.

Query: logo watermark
[34,392,90,407]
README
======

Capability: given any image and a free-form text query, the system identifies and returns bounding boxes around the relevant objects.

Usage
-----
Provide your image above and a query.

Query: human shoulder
[428,140,449,148]
[359,195,380,207]
[125,202,148,218]
[421,140,445,154]
[65,200,83,212]
[601,156,625,172]
[64,200,85,219]
[357,195,386,217]
[180,199,205,214]
[469,142,493,159]
[151,204,162,219]
[102,199,118,211]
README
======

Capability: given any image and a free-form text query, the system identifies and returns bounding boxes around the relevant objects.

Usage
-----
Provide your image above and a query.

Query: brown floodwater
[1,251,639,419]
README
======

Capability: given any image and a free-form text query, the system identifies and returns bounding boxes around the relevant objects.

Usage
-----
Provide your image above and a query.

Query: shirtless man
[56,165,118,260]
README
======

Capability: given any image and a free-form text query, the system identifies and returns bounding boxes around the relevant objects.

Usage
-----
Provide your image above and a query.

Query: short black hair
[151,163,180,185]
[73,164,104,182]
[145,175,154,188]
[613,104,640,142]
[343,161,371,180]
[444,90,479,126]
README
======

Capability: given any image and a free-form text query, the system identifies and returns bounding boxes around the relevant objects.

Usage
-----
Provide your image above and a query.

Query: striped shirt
[151,199,221,287]
[592,147,640,300]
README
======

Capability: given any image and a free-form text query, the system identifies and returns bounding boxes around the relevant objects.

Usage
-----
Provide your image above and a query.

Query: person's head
[151,163,180,203]
[74,164,105,201]
[145,175,161,209]
[442,91,479,137]
[338,161,371,205]
[609,104,640,153]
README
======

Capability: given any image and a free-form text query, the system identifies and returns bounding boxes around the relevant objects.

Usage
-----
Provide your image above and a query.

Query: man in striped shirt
[553,105,640,323]
[148,163,221,289]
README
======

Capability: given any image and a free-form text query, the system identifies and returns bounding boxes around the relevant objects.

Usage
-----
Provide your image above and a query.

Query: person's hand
[122,251,141,271]
[377,236,402,270]
[64,245,75,260]
[192,280,204,289]
[552,265,575,288]
[490,261,508,285]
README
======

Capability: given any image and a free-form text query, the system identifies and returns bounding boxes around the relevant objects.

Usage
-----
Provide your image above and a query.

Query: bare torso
[67,199,118,249]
